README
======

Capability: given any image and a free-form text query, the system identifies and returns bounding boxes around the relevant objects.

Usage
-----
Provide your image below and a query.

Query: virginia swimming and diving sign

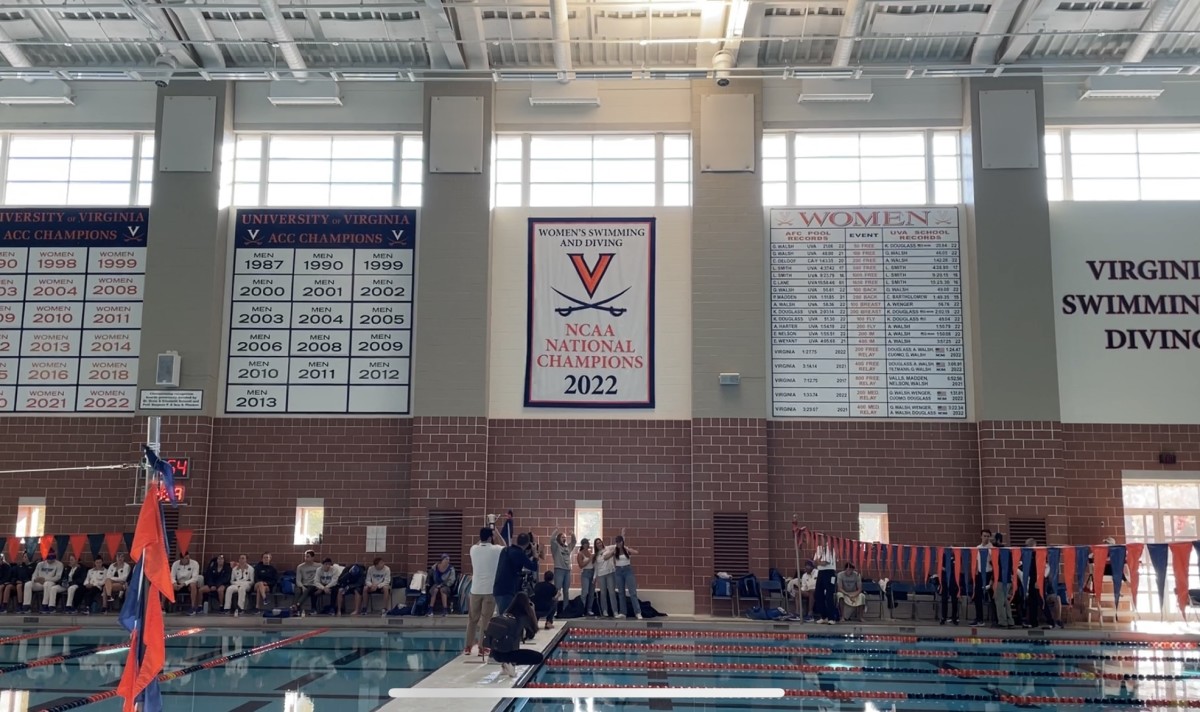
[524,218,655,408]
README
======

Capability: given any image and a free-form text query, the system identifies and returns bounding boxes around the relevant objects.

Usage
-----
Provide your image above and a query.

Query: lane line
[0,628,204,677]
[30,628,330,712]
[0,627,82,645]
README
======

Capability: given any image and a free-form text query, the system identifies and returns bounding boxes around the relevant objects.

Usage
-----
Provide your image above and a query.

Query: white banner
[525,218,655,408]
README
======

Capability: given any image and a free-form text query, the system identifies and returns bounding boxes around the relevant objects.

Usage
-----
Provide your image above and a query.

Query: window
[574,500,603,544]
[763,130,961,207]
[1,133,153,206]
[227,134,423,208]
[1122,477,1200,617]
[15,497,45,539]
[293,499,324,546]
[1047,127,1200,201]
[858,504,889,544]
[492,133,691,208]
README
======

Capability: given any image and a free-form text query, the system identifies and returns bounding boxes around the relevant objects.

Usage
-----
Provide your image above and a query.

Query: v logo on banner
[568,253,614,298]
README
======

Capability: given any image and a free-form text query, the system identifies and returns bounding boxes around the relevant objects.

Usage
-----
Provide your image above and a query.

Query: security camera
[153,54,177,88]
[712,49,733,87]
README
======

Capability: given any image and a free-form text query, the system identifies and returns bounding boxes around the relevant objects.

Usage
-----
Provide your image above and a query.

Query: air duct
[1123,0,1185,65]
[830,0,866,68]
[0,24,34,72]
[259,0,308,79]
[549,0,573,83]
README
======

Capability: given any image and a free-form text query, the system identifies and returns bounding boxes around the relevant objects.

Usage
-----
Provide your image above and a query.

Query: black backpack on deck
[483,614,522,653]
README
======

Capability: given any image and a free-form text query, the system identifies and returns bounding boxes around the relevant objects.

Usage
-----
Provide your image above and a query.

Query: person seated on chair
[314,558,342,615]
[102,553,131,612]
[1,552,32,612]
[335,563,365,617]
[22,550,63,614]
[490,592,546,678]
[791,560,817,622]
[225,555,254,616]
[54,554,87,613]
[291,550,320,616]
[201,554,231,613]
[531,570,558,630]
[75,557,106,614]
[836,562,866,623]
[427,554,456,617]
[253,553,279,610]
[355,558,392,616]
[171,552,202,615]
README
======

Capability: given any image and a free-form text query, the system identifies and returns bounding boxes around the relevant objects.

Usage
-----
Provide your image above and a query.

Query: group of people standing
[463,514,644,671]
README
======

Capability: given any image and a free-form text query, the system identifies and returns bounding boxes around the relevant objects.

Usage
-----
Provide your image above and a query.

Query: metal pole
[132,416,162,712]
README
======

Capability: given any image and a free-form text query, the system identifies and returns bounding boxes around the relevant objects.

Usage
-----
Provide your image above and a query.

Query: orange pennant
[38,534,54,560]
[1091,545,1109,590]
[1062,546,1077,603]
[175,530,193,557]
[104,532,123,559]
[908,546,917,582]
[990,547,1001,586]
[1169,542,1192,612]
[970,548,979,587]
[921,547,931,582]
[1126,543,1145,605]
[69,534,87,561]
[5,537,18,563]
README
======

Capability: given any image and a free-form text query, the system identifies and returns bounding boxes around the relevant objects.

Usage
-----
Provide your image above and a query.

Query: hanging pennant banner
[175,529,193,556]
[54,535,70,561]
[1109,545,1127,608]
[38,534,54,559]
[88,533,105,559]
[104,532,123,559]
[1147,543,1169,607]
[69,534,88,561]
[524,218,656,408]
[1169,542,1192,612]
[4,537,18,562]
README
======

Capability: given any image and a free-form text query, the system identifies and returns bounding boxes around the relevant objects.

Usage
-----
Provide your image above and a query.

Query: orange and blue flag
[117,481,175,712]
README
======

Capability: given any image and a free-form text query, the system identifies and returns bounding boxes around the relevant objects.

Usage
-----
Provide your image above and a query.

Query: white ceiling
[0,0,1197,81]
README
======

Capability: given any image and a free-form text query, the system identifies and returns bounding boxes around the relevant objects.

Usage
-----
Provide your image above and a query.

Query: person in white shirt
[76,558,107,614]
[601,530,641,620]
[22,551,64,613]
[577,539,597,617]
[171,552,202,615]
[788,560,817,621]
[103,553,131,611]
[50,554,87,613]
[313,558,342,616]
[813,543,838,623]
[292,550,320,616]
[225,554,254,615]
[593,536,618,617]
[464,528,503,655]
[355,558,392,617]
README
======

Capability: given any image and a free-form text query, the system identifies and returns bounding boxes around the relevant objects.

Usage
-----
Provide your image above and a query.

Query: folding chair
[862,580,886,619]
[711,577,738,616]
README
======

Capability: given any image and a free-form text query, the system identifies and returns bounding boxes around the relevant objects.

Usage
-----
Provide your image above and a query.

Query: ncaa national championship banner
[524,218,655,408]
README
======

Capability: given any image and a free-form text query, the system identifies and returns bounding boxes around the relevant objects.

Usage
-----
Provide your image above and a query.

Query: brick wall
[205,418,411,571]
[1061,424,1200,544]
[691,418,768,614]
[978,420,1067,542]
[405,416,488,576]
[768,421,981,574]
[0,417,141,538]
[487,420,692,591]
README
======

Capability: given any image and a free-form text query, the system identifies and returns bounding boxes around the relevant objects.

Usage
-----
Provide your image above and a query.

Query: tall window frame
[0,132,155,207]
[224,133,424,209]
[491,133,692,208]
[1122,476,1200,618]
[763,129,962,207]
[1045,126,1200,202]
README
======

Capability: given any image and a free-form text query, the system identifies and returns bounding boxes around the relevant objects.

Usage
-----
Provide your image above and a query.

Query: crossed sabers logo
[244,229,264,247]
[124,226,143,243]
[389,230,406,247]
[553,253,628,317]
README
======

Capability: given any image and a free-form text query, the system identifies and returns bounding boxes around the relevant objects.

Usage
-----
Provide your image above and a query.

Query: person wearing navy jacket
[493,532,539,616]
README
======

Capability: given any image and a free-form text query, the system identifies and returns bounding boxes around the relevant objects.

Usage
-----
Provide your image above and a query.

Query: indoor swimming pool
[513,626,1200,712]
[0,626,463,711]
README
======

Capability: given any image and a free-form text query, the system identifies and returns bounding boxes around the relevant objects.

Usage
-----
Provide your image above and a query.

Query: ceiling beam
[830,0,867,67]
[970,0,1024,64]
[997,0,1059,64]
[0,23,34,69]
[453,5,491,70]
[733,2,767,68]
[420,0,467,70]
[1123,0,1186,63]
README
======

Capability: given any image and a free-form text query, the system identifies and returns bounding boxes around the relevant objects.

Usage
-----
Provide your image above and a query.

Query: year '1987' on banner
[524,218,655,408]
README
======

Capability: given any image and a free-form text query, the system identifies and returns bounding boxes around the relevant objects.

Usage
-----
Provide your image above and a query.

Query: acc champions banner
[525,218,655,408]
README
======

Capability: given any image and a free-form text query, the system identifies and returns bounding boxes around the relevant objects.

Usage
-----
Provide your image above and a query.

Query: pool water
[515,627,1200,712]
[0,627,463,711]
